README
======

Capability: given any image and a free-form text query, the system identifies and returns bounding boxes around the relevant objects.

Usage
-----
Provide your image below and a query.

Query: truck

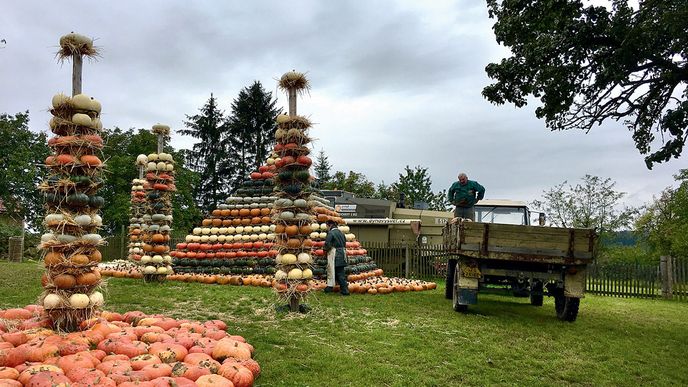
[443,200,597,321]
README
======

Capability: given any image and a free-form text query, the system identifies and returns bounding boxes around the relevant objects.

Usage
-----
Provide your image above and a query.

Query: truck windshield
[475,206,527,225]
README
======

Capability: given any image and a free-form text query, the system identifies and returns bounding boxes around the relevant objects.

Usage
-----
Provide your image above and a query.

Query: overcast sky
[1,0,685,211]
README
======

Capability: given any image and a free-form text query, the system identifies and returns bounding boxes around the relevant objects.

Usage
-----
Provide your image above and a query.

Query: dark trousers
[445,258,458,299]
[453,206,475,221]
[335,266,349,294]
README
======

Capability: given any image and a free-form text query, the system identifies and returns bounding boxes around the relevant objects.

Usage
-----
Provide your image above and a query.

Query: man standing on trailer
[445,172,485,299]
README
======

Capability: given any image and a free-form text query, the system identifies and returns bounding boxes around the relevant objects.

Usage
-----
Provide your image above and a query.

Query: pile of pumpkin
[127,173,147,263]
[99,260,142,279]
[137,128,176,282]
[0,305,260,386]
[170,194,279,277]
[38,90,107,332]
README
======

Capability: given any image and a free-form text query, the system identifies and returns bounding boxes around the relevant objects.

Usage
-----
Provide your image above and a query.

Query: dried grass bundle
[56,33,100,61]
[277,70,310,94]
[151,124,171,136]
[277,115,312,130]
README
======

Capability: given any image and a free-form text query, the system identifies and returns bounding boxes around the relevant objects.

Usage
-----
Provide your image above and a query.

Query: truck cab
[475,199,543,226]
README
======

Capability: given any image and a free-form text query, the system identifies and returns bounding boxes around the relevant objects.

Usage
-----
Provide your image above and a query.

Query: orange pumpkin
[80,155,102,166]
[70,254,90,265]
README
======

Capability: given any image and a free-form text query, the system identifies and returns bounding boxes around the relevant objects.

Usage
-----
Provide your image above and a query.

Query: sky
[1,0,685,211]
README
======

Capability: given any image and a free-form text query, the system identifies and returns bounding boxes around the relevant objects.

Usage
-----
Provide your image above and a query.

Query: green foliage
[484,0,688,168]
[226,81,281,190]
[180,94,231,213]
[373,166,450,211]
[312,149,333,187]
[635,169,688,257]
[531,175,638,232]
[100,127,201,234]
[322,171,376,198]
[0,112,50,229]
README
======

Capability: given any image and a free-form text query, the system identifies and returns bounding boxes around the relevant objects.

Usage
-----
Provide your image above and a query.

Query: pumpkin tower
[138,125,176,282]
[272,70,321,312]
[38,32,105,331]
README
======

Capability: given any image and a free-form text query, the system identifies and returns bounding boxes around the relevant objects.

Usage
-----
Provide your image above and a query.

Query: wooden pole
[72,54,83,96]
[157,134,164,154]
[138,165,145,180]
[288,89,297,117]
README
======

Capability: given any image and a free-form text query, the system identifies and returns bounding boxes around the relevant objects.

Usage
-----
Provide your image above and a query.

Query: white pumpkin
[275,270,287,280]
[287,268,303,280]
[43,294,63,309]
[72,113,92,127]
[148,153,159,161]
[297,252,312,264]
[281,253,297,264]
[52,93,70,108]
[69,294,90,309]
[143,266,157,274]
[136,154,148,165]
[71,94,92,110]
[74,214,92,226]
[89,291,104,306]
[151,255,164,264]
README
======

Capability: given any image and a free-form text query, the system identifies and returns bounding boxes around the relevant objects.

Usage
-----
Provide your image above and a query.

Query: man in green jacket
[446,173,485,299]
[323,220,350,295]
[447,172,485,221]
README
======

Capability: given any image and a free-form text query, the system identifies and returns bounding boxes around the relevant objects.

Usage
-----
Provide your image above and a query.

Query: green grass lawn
[2,261,687,386]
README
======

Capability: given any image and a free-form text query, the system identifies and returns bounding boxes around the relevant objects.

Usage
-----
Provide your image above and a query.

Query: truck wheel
[530,281,543,306]
[554,293,580,322]
[445,258,457,300]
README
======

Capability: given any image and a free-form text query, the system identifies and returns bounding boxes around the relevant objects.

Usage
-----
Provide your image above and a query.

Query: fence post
[404,244,410,278]
[120,225,126,260]
[660,255,673,299]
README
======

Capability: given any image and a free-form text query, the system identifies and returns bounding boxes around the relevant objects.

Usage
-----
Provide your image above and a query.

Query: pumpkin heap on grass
[137,125,175,282]
[127,156,149,265]
[0,306,260,386]
[170,155,279,277]
[37,32,105,332]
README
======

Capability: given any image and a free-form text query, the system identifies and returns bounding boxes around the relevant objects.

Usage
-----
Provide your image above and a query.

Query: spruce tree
[226,81,281,190]
[180,94,231,212]
[313,149,332,187]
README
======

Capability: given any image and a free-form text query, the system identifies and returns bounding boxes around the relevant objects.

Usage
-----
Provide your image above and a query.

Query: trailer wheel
[445,258,458,300]
[530,280,543,306]
[554,292,580,321]
[452,287,468,313]
[452,265,468,313]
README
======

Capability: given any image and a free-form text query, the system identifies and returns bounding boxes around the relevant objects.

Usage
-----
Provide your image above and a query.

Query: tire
[445,258,457,300]
[452,264,468,313]
[530,280,543,306]
[554,292,580,322]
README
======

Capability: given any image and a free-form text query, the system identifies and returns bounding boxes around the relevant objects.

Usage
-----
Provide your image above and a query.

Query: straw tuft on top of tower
[278,70,310,94]
[152,124,171,136]
[57,32,100,60]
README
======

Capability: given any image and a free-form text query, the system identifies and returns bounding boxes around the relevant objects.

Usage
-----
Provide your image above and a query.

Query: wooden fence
[100,235,687,301]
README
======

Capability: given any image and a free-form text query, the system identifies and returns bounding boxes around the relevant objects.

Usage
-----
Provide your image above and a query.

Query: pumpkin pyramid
[170,154,280,277]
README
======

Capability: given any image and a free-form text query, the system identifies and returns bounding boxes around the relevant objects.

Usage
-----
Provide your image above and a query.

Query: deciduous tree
[483,0,688,168]
[531,175,637,232]
[0,112,50,229]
